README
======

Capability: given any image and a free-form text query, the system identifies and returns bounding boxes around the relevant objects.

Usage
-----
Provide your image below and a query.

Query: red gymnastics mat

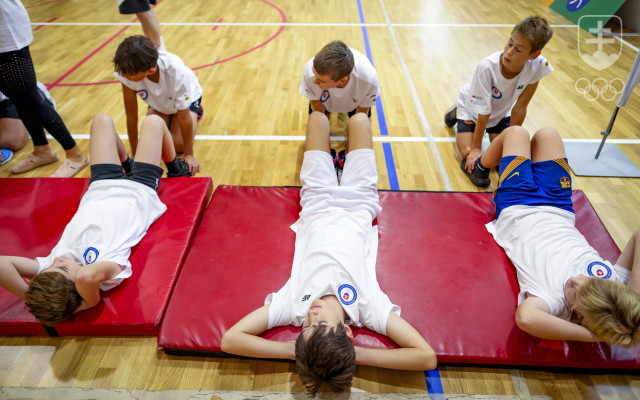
[158,186,640,369]
[0,177,212,336]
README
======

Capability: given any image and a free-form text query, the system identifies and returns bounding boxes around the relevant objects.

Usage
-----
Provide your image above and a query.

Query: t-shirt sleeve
[529,57,553,84]
[114,72,134,89]
[613,264,631,284]
[465,62,493,116]
[265,279,294,329]
[172,67,195,111]
[358,71,380,108]
[35,255,53,275]
[299,61,317,100]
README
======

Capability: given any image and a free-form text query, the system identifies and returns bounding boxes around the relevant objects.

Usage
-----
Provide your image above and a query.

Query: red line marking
[194,0,286,70]
[26,0,64,8]
[49,0,286,87]
[48,24,132,89]
[34,17,57,31]
[212,17,224,31]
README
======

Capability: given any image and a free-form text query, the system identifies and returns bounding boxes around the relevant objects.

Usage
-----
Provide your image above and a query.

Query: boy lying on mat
[221,112,436,396]
[480,125,640,346]
[0,113,190,326]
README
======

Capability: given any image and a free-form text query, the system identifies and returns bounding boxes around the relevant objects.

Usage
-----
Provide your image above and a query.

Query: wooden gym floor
[1,0,639,398]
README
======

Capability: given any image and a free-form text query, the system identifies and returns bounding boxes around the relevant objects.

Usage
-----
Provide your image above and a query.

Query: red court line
[47,0,164,89]
[47,24,132,89]
[26,0,64,8]
[48,0,286,87]
[34,17,57,31]
[193,0,287,70]
[212,18,224,31]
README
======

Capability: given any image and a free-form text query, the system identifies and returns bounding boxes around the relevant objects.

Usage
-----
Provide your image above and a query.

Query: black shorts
[118,0,157,14]
[307,102,372,118]
[90,162,163,191]
[0,99,20,119]
[188,97,202,114]
[456,116,511,135]
[165,97,202,127]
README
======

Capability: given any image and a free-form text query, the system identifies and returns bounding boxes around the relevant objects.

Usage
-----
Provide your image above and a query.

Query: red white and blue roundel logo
[83,247,99,264]
[338,284,357,306]
[491,86,502,99]
[137,89,149,100]
[587,261,611,279]
[320,90,330,103]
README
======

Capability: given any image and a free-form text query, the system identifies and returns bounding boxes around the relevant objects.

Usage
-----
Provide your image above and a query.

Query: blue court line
[356,0,399,190]
[425,368,445,400]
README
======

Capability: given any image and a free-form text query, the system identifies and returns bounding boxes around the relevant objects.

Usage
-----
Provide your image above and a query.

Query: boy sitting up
[114,35,203,175]
[0,113,190,326]
[444,16,553,187]
[221,112,436,396]
[300,40,380,176]
[482,125,640,346]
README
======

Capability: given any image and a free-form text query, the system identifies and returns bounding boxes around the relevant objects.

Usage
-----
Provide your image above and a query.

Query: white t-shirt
[0,0,33,53]
[35,180,167,291]
[115,50,203,115]
[266,150,397,335]
[299,48,380,113]
[457,51,553,128]
[486,205,630,320]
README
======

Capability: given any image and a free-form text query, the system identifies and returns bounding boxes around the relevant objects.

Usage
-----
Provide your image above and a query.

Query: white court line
[56,134,640,144]
[509,369,533,400]
[613,35,639,52]
[377,0,453,191]
[30,22,637,51]
[30,22,577,27]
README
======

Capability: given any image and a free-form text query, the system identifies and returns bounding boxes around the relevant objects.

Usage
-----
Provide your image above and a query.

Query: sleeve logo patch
[338,284,357,306]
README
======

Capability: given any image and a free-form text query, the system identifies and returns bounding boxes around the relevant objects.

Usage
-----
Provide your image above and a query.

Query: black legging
[0,46,76,150]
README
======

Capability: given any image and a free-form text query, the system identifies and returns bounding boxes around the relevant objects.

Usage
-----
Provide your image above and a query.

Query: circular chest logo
[567,0,590,12]
[491,86,503,99]
[83,247,99,264]
[137,89,149,100]
[338,284,357,306]
[320,90,330,103]
[587,261,611,279]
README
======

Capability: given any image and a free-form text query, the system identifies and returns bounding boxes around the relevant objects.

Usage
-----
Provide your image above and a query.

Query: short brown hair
[575,278,640,347]
[513,16,553,53]
[25,271,82,326]
[113,35,159,75]
[313,40,354,82]
[295,324,356,397]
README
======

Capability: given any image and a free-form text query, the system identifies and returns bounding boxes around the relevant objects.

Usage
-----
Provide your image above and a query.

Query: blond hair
[575,278,640,347]
[513,16,553,53]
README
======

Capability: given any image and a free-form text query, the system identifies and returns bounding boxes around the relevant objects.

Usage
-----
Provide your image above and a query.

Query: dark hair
[513,16,553,53]
[313,40,355,82]
[295,324,356,397]
[113,35,159,75]
[25,271,82,326]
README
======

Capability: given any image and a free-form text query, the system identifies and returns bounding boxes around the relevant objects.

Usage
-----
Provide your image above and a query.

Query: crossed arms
[220,304,437,370]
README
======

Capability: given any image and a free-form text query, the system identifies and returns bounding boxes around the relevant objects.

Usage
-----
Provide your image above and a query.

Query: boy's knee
[532,127,560,141]
[92,113,113,126]
[503,126,530,143]
[140,114,166,134]
[348,112,369,128]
